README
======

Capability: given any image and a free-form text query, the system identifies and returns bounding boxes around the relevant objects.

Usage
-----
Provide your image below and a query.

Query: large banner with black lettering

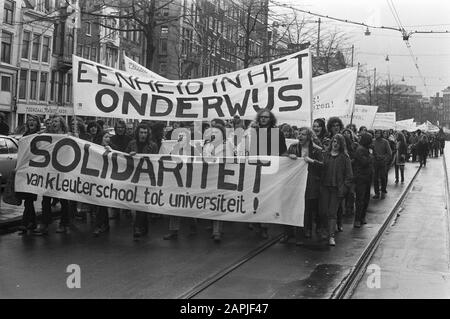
[73,50,312,125]
[15,134,308,226]
[123,54,357,123]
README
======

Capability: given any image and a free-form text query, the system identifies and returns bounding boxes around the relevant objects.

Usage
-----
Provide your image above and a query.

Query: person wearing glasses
[247,109,288,239]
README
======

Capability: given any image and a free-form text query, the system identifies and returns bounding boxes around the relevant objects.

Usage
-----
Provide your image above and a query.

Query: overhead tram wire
[386,0,430,96]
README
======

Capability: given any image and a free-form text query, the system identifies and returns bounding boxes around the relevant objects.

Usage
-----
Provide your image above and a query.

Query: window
[91,47,97,62]
[1,76,11,92]
[86,22,91,36]
[160,62,167,74]
[66,74,71,103]
[57,71,63,104]
[161,26,169,36]
[77,44,83,56]
[0,139,8,155]
[40,72,48,101]
[50,71,56,101]
[22,31,31,59]
[30,71,38,100]
[42,36,50,62]
[19,70,28,100]
[3,0,14,25]
[161,7,169,16]
[32,34,41,61]
[5,138,18,154]
[159,38,168,55]
[1,31,12,63]
[83,46,90,59]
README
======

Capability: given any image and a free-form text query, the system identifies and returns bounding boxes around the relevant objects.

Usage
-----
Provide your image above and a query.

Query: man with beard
[125,123,159,241]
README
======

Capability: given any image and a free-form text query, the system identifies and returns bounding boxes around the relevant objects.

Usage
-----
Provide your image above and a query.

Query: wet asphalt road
[0,161,420,298]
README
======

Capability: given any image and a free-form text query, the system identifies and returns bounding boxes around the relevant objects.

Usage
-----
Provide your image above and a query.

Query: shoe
[56,225,68,233]
[354,221,361,228]
[163,231,178,240]
[373,194,380,199]
[93,227,101,237]
[32,225,48,236]
[380,193,386,199]
[329,237,336,246]
[17,226,27,235]
[213,234,221,242]
[337,225,343,232]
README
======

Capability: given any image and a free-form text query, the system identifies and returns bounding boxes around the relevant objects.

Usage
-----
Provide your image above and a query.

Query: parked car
[0,135,18,185]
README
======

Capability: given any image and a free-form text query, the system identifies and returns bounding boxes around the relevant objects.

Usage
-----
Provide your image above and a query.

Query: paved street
[352,150,450,298]
[0,162,420,298]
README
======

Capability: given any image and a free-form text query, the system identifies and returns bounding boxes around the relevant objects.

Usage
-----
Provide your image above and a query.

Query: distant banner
[396,118,415,131]
[122,57,357,124]
[15,134,308,226]
[341,104,378,128]
[73,50,312,125]
[372,112,396,129]
[123,54,167,80]
[312,67,358,120]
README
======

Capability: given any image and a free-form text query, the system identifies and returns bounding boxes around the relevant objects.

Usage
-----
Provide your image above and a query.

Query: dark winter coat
[321,152,354,198]
[287,142,324,199]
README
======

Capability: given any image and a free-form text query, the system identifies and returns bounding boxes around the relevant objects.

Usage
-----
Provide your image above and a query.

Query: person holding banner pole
[33,116,72,236]
[319,134,353,246]
[125,124,159,241]
[93,131,114,237]
[248,109,287,239]
[17,115,41,235]
[202,124,234,242]
[163,129,201,240]
[285,127,323,243]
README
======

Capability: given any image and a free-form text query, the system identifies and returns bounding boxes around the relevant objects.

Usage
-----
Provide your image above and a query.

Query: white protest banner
[396,118,415,131]
[73,50,312,125]
[311,67,358,120]
[123,54,167,80]
[123,57,357,124]
[341,104,378,128]
[15,134,308,226]
[372,112,396,129]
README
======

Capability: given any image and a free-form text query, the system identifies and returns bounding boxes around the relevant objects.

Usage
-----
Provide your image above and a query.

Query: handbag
[2,170,22,206]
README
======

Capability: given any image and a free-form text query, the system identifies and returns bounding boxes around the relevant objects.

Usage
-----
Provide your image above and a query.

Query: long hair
[298,126,321,148]
[52,116,68,133]
[326,117,344,136]
[313,118,327,139]
[25,115,41,134]
[134,123,151,143]
[396,131,406,144]
[255,108,277,128]
[331,133,348,156]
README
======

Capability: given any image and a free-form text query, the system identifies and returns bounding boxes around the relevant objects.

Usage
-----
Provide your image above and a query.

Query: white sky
[279,0,450,97]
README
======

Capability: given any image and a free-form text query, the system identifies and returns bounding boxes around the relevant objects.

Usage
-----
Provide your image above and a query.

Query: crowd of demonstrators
[14,111,446,248]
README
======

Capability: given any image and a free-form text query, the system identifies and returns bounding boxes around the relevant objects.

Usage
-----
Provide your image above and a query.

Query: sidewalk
[352,149,450,298]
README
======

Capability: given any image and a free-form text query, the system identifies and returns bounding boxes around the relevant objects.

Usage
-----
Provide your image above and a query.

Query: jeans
[419,154,427,167]
[134,212,148,233]
[394,164,404,182]
[22,198,37,228]
[41,196,70,226]
[373,163,387,194]
[355,178,371,223]
[95,206,109,228]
